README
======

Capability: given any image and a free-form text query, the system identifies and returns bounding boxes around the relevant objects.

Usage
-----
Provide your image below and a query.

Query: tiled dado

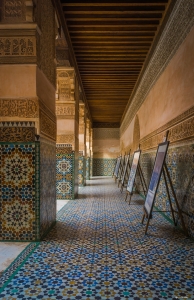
[0,122,56,241]
[78,156,86,186]
[93,158,116,176]
[56,146,75,200]
[0,142,39,241]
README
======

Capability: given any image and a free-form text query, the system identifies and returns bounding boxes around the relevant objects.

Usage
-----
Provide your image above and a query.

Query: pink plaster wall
[0,65,36,98]
[121,25,194,146]
[93,139,120,158]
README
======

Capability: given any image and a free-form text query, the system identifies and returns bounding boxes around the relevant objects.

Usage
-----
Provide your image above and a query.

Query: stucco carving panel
[121,0,194,135]
[56,70,74,101]
[0,121,35,142]
[56,105,75,116]
[93,128,120,140]
[57,134,74,144]
[0,98,39,118]
[0,37,36,56]
[2,0,26,22]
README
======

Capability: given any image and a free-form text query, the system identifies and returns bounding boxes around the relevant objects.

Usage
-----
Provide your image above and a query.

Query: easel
[117,154,126,187]
[120,151,131,192]
[125,146,147,205]
[141,131,187,235]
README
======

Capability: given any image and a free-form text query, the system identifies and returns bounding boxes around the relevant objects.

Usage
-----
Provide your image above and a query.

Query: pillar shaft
[56,67,79,198]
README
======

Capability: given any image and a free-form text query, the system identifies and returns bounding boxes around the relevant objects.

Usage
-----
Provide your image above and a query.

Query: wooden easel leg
[145,217,151,234]
[162,169,176,226]
[137,165,147,197]
[164,164,187,234]
[120,185,123,193]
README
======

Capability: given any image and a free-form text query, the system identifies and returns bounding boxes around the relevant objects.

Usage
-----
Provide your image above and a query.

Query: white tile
[57,200,70,212]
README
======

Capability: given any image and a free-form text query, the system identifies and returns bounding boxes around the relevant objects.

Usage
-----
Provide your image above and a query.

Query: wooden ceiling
[59,0,172,125]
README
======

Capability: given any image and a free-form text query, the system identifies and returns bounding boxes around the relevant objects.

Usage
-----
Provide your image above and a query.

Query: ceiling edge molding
[120,0,194,136]
[52,0,92,123]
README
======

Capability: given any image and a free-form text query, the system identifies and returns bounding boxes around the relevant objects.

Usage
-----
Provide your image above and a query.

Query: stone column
[56,67,79,198]
[0,0,56,241]
[78,103,86,186]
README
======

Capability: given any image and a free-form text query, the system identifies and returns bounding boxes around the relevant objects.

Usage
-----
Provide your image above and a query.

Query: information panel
[121,153,130,186]
[127,150,141,193]
[114,156,121,178]
[144,141,169,217]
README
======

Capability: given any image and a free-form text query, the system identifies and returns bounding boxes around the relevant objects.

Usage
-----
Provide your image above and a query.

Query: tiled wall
[93,158,116,176]
[136,142,194,238]
[78,156,85,186]
[56,147,75,200]
[86,157,90,180]
[0,142,39,241]
[0,140,57,241]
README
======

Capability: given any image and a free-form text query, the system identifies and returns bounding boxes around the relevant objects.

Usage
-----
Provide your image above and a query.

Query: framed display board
[144,141,169,217]
[114,155,121,178]
[126,150,141,194]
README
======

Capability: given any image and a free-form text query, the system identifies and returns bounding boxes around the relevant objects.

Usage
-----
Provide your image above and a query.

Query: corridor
[0,177,194,300]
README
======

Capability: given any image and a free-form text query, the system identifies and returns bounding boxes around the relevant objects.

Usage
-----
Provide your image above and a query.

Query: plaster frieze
[140,106,194,151]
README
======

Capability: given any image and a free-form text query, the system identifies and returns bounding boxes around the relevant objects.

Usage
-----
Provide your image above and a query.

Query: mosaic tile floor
[0,177,194,300]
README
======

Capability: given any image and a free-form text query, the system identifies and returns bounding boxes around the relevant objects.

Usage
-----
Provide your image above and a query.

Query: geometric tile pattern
[0,143,39,241]
[86,157,90,180]
[138,143,194,238]
[78,156,85,186]
[0,177,194,299]
[56,149,74,200]
[93,158,116,176]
